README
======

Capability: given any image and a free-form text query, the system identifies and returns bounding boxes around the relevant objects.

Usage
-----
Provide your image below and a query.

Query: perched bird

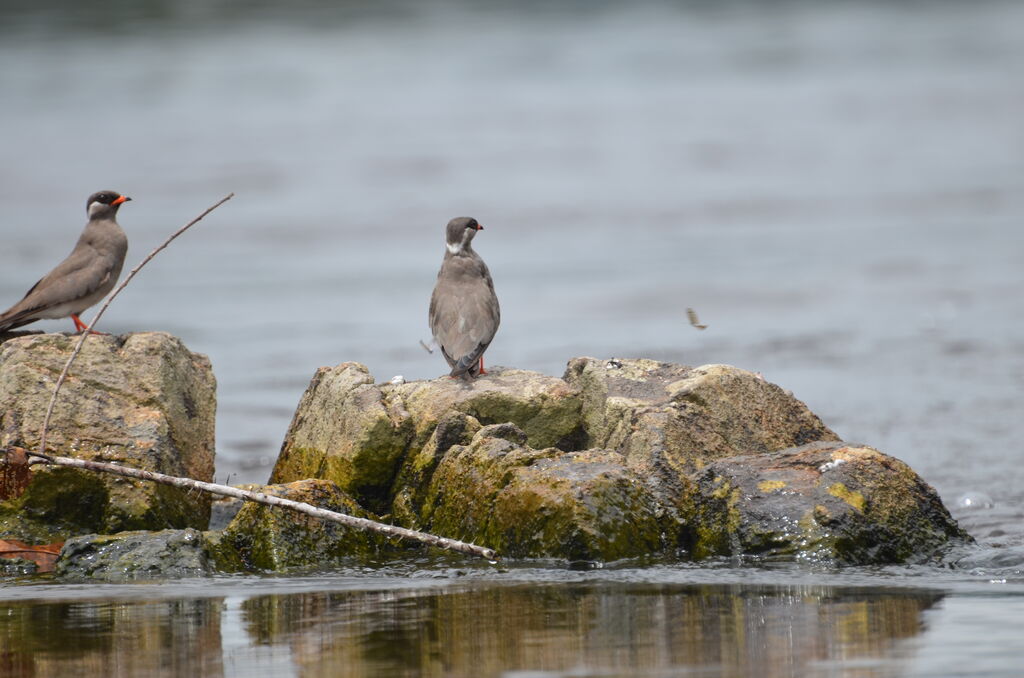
[429,216,500,380]
[0,191,130,333]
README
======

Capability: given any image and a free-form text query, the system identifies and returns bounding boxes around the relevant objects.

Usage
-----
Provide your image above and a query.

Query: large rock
[268,357,968,565]
[271,363,582,513]
[0,332,216,541]
[683,442,970,564]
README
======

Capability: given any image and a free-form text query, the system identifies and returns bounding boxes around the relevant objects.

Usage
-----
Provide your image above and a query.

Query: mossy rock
[418,424,676,561]
[0,332,216,542]
[219,479,408,571]
[680,442,972,564]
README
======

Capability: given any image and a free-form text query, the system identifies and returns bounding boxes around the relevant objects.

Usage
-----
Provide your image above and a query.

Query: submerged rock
[270,357,966,565]
[0,332,216,542]
[56,528,215,581]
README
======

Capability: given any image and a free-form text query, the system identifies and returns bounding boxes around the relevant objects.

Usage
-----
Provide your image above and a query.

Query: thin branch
[38,194,234,457]
[23,449,498,561]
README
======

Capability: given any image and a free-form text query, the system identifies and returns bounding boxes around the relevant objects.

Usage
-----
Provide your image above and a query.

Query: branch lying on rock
[16,448,497,560]
[2,192,498,562]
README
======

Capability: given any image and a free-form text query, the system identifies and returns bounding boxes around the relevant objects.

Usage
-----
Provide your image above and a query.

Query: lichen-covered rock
[0,332,216,541]
[271,363,582,513]
[565,358,840,476]
[417,423,675,560]
[682,442,971,563]
[55,528,215,581]
[218,479,404,571]
[268,357,965,566]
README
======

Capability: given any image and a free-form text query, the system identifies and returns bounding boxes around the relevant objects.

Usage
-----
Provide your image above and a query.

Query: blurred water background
[1,1,1023,675]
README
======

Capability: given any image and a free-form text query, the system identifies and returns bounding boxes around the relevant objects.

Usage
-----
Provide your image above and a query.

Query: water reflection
[0,583,940,677]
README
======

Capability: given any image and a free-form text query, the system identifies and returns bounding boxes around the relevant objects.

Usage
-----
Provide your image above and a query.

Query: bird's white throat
[446,242,463,254]
[87,201,106,218]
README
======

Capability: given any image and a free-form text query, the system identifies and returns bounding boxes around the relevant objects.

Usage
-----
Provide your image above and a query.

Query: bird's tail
[450,343,488,380]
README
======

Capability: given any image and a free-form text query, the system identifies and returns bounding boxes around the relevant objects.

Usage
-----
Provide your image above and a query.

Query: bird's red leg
[71,314,107,335]
[478,356,487,375]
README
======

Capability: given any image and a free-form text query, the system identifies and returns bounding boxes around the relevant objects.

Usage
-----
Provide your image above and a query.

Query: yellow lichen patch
[832,446,883,463]
[828,482,866,512]
[711,477,731,499]
[758,480,787,493]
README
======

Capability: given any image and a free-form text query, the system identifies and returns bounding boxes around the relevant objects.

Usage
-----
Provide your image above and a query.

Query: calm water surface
[1,1,1023,675]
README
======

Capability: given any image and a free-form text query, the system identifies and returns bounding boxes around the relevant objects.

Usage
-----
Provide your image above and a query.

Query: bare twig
[23,449,498,560]
[37,194,234,457]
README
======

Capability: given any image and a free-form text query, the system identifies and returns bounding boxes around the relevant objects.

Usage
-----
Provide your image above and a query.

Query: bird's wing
[0,243,116,327]
[429,258,500,375]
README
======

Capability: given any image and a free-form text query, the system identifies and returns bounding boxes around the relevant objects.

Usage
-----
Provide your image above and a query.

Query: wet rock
[56,528,215,581]
[271,363,582,513]
[682,442,970,563]
[418,424,675,560]
[0,332,216,542]
[269,357,965,565]
[217,479,404,571]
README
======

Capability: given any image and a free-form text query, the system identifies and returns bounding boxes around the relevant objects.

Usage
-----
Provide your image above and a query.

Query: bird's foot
[71,314,107,335]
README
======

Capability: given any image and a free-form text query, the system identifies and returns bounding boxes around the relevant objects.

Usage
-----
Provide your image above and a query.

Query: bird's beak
[112,195,131,206]
[476,224,484,231]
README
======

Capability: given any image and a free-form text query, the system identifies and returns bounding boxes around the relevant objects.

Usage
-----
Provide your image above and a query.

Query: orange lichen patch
[0,538,62,572]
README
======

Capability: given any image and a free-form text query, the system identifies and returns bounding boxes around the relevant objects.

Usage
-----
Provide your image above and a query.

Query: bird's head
[86,191,132,219]
[445,216,483,254]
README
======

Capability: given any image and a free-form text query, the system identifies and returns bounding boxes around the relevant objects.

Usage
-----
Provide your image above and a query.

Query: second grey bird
[429,217,500,380]
[0,190,130,333]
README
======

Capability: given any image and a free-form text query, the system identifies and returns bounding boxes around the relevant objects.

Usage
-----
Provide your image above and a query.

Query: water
[1,1,1023,675]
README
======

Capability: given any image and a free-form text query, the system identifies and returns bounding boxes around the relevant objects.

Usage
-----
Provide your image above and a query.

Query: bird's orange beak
[112,195,131,206]
[476,223,484,231]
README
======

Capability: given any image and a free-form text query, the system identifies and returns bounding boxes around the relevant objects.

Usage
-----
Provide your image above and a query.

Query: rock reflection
[240,584,940,677]
[0,598,224,677]
[0,584,940,677]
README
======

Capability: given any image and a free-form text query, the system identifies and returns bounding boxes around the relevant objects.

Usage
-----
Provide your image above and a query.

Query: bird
[429,216,500,380]
[0,190,130,334]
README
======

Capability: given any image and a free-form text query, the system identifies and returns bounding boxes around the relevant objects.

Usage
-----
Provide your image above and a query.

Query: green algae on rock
[218,479,407,571]
[418,424,675,560]
[265,357,968,566]
[271,363,583,514]
[681,442,971,564]
[0,332,216,542]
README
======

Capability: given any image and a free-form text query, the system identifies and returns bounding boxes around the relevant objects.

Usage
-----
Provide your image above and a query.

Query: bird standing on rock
[0,191,130,334]
[429,217,500,380]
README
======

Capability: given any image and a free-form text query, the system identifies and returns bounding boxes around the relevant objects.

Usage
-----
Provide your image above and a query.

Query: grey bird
[0,190,130,334]
[429,217,500,380]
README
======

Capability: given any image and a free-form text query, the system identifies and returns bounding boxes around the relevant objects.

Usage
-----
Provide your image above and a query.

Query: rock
[418,423,675,560]
[55,528,215,581]
[271,363,582,513]
[565,358,840,475]
[0,332,216,541]
[682,442,970,563]
[269,357,967,565]
[217,479,404,571]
